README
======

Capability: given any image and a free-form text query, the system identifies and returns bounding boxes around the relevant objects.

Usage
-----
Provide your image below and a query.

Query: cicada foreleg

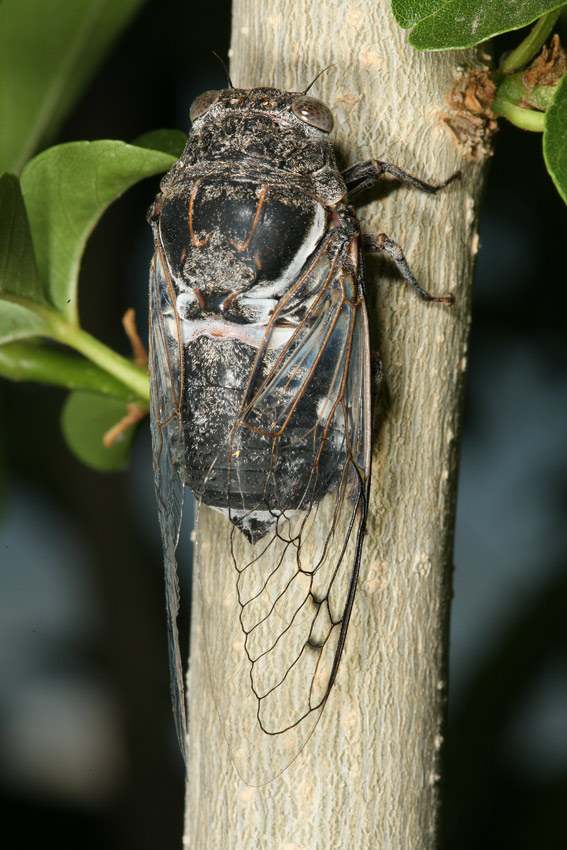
[362,233,454,304]
[342,159,460,198]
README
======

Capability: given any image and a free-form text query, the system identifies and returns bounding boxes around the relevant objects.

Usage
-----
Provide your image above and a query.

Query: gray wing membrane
[198,239,372,784]
[149,249,188,761]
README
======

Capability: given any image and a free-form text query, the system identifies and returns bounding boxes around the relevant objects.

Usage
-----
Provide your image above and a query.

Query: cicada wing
[149,249,188,760]
[197,249,371,785]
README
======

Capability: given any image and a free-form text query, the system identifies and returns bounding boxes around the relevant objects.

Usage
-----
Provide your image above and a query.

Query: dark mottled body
[151,88,365,540]
[148,84,455,782]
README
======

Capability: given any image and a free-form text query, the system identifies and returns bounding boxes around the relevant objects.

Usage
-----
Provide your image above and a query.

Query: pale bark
[184,1,489,847]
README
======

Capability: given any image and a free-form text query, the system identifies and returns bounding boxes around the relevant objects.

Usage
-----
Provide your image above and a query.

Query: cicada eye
[291,95,334,133]
[190,90,220,122]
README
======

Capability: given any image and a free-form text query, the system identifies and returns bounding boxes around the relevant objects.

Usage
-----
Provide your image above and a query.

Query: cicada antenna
[301,64,336,95]
[212,51,234,88]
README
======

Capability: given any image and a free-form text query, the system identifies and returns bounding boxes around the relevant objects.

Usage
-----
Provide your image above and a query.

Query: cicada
[148,82,456,785]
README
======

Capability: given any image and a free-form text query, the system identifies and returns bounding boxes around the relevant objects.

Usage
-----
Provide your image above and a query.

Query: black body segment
[148,84,454,783]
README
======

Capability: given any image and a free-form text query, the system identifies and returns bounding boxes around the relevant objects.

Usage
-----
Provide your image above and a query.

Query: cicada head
[188,86,334,138]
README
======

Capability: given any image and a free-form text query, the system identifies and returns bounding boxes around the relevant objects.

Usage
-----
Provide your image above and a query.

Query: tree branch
[184,1,490,847]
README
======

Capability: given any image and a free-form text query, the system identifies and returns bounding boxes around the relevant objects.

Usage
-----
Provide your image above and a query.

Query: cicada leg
[362,233,454,304]
[342,159,460,198]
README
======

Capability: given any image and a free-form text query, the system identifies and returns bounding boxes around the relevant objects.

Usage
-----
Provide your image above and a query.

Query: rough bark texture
[184,1,489,847]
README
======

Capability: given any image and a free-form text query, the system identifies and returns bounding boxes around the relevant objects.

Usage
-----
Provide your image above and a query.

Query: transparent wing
[198,240,372,785]
[149,248,188,760]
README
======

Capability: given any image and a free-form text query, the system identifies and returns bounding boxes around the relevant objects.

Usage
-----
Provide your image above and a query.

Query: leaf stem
[499,9,563,75]
[47,313,150,402]
[1,294,151,400]
[491,98,545,132]
[0,340,143,399]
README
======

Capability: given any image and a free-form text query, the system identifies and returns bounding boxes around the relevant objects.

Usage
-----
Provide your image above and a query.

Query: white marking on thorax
[235,200,326,301]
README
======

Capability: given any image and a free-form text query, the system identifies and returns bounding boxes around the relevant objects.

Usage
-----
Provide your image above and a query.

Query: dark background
[1,2,565,848]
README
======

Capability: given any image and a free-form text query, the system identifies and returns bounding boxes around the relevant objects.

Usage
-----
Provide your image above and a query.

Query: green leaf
[20,141,177,320]
[0,173,44,302]
[399,0,567,51]
[391,1,448,29]
[0,300,50,344]
[0,0,149,173]
[0,339,139,398]
[61,390,140,472]
[544,72,567,205]
[133,129,187,159]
